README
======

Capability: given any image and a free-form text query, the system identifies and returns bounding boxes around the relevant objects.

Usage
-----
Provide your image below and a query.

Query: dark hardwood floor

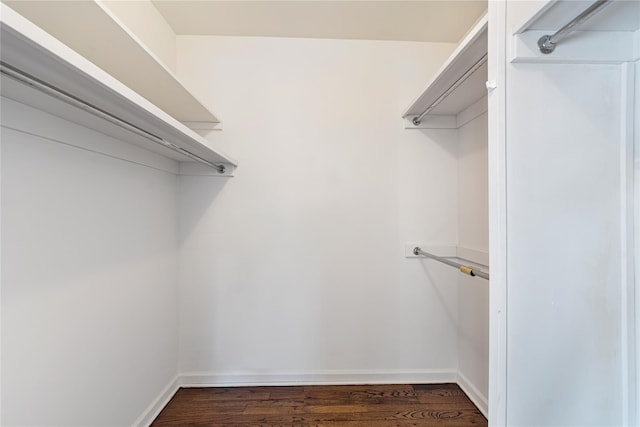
[151,383,487,426]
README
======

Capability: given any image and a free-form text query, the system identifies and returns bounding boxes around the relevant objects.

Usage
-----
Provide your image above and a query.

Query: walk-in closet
[1,1,638,426]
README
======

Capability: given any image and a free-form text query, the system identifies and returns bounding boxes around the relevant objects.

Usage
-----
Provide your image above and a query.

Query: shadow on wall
[178,174,231,246]
[418,128,459,157]
[418,260,458,328]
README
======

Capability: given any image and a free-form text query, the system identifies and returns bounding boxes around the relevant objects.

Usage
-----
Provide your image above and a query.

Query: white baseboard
[179,369,457,387]
[132,376,180,427]
[135,369,487,426]
[456,371,489,418]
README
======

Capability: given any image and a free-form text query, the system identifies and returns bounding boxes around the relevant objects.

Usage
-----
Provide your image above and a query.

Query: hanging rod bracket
[536,0,613,55]
[537,35,556,54]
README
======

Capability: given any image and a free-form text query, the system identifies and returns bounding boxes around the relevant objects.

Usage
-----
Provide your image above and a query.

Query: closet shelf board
[403,13,488,120]
[0,4,237,169]
[3,0,221,126]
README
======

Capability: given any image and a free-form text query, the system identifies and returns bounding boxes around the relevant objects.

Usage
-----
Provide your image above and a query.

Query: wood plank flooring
[151,383,487,426]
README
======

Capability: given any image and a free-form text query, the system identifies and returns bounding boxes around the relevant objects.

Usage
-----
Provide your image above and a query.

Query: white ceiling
[152,1,488,43]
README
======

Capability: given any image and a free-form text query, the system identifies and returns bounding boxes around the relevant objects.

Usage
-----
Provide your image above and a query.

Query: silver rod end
[413,247,421,256]
[412,117,421,126]
[537,35,556,54]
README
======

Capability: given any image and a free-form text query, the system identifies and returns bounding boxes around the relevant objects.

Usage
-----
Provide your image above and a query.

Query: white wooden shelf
[0,4,237,173]
[511,0,640,63]
[403,13,488,129]
[3,0,221,129]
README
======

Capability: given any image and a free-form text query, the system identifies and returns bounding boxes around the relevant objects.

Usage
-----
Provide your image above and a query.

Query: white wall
[456,108,489,409]
[175,36,463,382]
[1,99,180,426]
[635,59,640,426]
[458,109,489,255]
[503,20,634,427]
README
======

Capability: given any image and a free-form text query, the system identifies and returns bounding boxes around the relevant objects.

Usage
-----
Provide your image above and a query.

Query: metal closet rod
[538,0,613,54]
[412,54,487,126]
[0,62,227,174]
[413,246,489,281]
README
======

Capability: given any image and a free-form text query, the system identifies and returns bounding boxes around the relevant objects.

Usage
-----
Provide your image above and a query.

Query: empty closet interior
[0,3,490,424]
[402,12,490,414]
[2,0,638,426]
